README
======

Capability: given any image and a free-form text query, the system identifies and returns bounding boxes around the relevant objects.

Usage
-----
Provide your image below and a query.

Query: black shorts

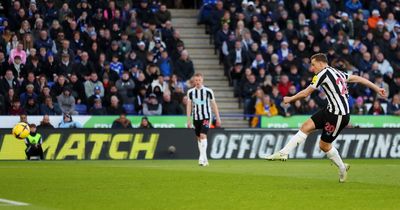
[193,119,210,137]
[311,109,350,143]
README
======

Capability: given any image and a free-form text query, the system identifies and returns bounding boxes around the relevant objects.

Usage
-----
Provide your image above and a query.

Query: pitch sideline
[0,198,30,206]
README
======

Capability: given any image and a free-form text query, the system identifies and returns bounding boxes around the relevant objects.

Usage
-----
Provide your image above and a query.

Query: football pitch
[0,159,399,210]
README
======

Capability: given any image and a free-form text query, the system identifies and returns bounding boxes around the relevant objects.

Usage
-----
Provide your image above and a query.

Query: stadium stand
[198,0,400,127]
[0,0,399,128]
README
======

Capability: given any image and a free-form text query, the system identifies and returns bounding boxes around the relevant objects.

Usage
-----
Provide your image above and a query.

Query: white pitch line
[0,198,30,206]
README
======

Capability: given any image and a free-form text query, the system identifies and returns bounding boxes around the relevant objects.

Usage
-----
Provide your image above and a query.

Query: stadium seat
[123,104,136,115]
[75,104,87,115]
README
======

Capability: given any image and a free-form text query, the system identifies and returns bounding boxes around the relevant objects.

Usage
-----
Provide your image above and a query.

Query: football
[12,122,30,139]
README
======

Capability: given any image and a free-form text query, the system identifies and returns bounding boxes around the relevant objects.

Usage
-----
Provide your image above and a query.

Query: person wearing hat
[135,41,148,63]
[87,85,103,108]
[351,96,367,115]
[24,124,44,160]
[58,113,82,128]
[337,12,354,38]
[368,9,383,29]
[89,96,107,115]
[58,52,73,76]
[24,96,40,115]
[57,87,78,115]
[19,83,38,106]
[143,93,162,116]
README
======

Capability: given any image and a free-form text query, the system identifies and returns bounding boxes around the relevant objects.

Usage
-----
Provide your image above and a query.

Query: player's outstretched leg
[266,119,315,161]
[321,141,349,183]
[265,130,307,161]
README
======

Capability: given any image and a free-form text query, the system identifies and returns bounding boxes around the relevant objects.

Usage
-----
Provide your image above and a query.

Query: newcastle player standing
[187,73,221,166]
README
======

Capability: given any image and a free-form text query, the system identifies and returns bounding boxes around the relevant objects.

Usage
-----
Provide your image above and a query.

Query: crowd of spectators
[200,0,400,127]
[0,0,190,117]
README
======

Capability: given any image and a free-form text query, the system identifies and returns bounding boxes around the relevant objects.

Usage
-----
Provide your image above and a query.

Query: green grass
[0,159,399,210]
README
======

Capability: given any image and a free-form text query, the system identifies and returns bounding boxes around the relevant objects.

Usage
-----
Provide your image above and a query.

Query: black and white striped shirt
[187,86,215,120]
[310,66,350,115]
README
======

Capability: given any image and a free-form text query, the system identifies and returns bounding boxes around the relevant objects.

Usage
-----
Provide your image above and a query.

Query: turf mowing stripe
[0,198,30,206]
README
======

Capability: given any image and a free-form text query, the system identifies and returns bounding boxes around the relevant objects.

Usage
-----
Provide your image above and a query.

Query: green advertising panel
[261,116,400,128]
[84,116,187,128]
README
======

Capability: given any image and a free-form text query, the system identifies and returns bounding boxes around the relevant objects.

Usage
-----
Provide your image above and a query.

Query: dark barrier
[0,129,199,160]
[0,128,399,160]
[208,129,400,159]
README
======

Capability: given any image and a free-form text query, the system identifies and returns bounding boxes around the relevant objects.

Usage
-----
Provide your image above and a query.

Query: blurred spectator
[107,95,125,115]
[143,93,162,116]
[19,114,28,123]
[20,84,38,106]
[58,113,82,128]
[293,100,306,115]
[115,71,135,104]
[374,72,389,101]
[305,99,319,114]
[111,112,132,129]
[9,43,26,64]
[174,50,194,82]
[157,51,173,80]
[139,116,154,128]
[389,75,400,98]
[162,92,183,115]
[9,99,24,115]
[352,96,367,115]
[277,75,292,97]
[387,94,400,116]
[37,115,54,129]
[241,74,258,118]
[40,96,62,115]
[368,100,385,115]
[279,101,295,117]
[251,95,278,127]
[0,70,19,96]
[24,97,40,115]
[368,10,383,29]
[89,96,107,115]
[57,87,77,115]
[85,72,104,99]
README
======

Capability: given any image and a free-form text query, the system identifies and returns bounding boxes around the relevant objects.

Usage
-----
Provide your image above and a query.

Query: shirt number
[336,77,348,95]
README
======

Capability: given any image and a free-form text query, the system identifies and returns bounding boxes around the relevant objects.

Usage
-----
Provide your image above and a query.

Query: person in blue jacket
[58,113,82,128]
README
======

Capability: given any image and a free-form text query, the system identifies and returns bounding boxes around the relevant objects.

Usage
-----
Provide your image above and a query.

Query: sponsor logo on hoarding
[209,131,400,159]
[0,132,159,160]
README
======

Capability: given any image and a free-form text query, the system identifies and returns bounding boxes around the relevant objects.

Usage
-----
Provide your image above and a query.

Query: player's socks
[326,147,346,171]
[200,139,208,163]
[279,130,307,155]
[198,140,203,164]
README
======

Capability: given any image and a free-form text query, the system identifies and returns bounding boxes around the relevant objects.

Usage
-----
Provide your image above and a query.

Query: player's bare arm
[211,100,221,127]
[283,86,315,104]
[348,75,386,97]
[186,99,192,128]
